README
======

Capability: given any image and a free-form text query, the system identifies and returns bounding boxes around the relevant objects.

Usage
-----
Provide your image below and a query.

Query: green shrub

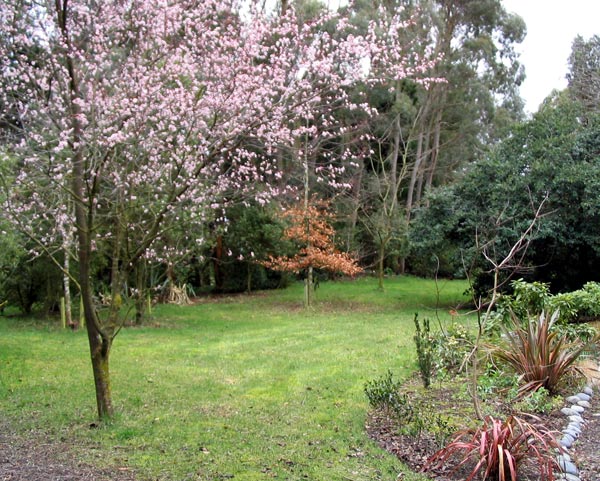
[493,280,551,329]
[364,370,414,421]
[414,314,434,388]
[556,281,600,321]
[513,387,562,415]
[432,322,474,376]
[494,279,600,327]
[477,365,519,401]
[551,321,598,343]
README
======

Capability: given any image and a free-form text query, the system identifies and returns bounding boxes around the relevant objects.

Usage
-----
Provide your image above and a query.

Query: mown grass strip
[0,276,471,480]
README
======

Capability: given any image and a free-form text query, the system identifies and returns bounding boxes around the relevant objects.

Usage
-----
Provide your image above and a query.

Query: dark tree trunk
[135,259,147,325]
[377,238,386,291]
[76,201,114,419]
[60,0,114,419]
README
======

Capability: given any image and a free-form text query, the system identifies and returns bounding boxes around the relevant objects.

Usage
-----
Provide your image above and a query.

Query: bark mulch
[0,420,136,481]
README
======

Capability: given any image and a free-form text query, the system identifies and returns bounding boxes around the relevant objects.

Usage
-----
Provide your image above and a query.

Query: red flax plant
[494,311,597,396]
[426,415,560,481]
[263,201,361,305]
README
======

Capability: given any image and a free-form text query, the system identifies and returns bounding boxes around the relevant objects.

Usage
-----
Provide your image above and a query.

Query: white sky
[502,0,600,113]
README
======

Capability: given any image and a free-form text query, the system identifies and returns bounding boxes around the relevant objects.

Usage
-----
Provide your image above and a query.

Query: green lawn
[0,276,472,481]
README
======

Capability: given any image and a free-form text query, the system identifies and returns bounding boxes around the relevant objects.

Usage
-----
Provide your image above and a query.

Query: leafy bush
[551,321,598,343]
[493,279,600,327]
[492,280,553,331]
[426,415,560,481]
[364,370,413,421]
[364,371,457,445]
[513,388,562,415]
[555,281,600,321]
[432,322,474,376]
[494,311,595,395]
[414,314,434,388]
[477,365,520,400]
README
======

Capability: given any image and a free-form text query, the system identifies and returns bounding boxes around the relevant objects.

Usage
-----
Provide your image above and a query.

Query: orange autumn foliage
[263,202,362,276]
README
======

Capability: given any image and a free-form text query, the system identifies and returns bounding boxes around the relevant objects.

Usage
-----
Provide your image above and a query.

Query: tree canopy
[410,92,600,293]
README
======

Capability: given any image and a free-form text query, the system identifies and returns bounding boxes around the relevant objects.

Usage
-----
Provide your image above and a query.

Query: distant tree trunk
[109,209,124,322]
[166,263,176,296]
[303,145,314,308]
[425,104,444,204]
[377,237,386,290]
[62,250,73,328]
[375,113,402,289]
[304,266,314,308]
[208,261,216,289]
[134,259,147,325]
[346,149,363,252]
[246,263,252,294]
[389,115,401,208]
[214,234,224,291]
[406,133,421,221]
[415,118,434,207]
[280,0,289,16]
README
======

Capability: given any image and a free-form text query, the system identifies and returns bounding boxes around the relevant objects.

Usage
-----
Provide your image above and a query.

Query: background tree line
[2,0,599,419]
[2,1,598,318]
[2,1,599,313]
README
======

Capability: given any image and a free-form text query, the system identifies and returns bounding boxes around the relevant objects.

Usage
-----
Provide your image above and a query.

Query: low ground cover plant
[477,366,562,415]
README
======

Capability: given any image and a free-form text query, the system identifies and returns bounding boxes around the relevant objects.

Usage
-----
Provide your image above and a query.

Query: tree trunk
[246,263,252,294]
[60,0,114,419]
[304,266,314,308]
[62,249,73,328]
[76,185,114,418]
[135,259,147,325]
[389,115,401,210]
[214,234,223,291]
[415,120,433,206]
[87,327,113,419]
[76,206,114,419]
[424,105,444,204]
[377,238,385,291]
[302,133,313,308]
[347,162,363,251]
[280,0,289,16]
[406,131,424,222]
[109,209,124,323]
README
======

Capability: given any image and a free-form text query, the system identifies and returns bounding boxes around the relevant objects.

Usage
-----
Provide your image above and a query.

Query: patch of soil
[0,420,136,481]
[367,373,600,481]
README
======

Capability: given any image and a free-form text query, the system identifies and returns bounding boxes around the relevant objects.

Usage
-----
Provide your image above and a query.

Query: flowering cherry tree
[0,0,437,418]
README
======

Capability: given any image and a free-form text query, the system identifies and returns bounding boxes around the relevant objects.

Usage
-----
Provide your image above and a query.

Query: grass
[0,276,472,481]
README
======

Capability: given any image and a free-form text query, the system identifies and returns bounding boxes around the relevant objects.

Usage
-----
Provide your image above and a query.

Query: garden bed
[367,370,600,480]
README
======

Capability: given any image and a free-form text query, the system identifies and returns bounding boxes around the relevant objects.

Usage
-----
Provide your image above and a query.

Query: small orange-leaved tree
[263,200,361,307]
